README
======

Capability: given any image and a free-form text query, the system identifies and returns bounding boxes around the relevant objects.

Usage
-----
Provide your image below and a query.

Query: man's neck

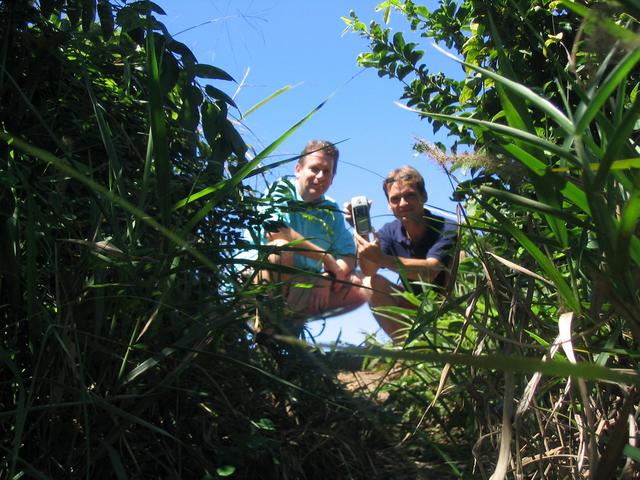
[296,183,320,203]
[402,216,428,243]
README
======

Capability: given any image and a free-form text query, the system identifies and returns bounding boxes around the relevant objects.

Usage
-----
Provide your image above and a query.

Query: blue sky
[156,1,465,345]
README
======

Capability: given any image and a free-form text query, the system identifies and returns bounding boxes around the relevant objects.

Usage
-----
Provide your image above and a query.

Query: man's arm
[267,226,352,280]
[355,233,445,282]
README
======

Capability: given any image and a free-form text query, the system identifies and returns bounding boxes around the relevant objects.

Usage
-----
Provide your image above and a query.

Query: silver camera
[351,195,371,238]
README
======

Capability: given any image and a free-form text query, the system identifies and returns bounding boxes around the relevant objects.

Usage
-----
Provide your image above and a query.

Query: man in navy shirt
[350,166,457,341]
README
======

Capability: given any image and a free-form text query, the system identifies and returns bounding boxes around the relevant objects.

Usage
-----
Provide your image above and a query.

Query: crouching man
[348,166,457,341]
[248,140,367,330]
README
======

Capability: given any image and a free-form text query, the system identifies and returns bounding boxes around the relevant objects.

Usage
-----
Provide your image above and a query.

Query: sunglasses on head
[384,173,418,185]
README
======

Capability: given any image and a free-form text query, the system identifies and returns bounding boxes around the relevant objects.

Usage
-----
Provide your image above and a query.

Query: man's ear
[294,162,302,176]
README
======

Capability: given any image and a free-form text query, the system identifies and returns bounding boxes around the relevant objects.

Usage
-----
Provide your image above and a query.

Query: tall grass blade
[325,345,640,386]
[243,84,299,118]
[574,48,640,138]
[84,74,124,198]
[480,186,585,226]
[0,131,219,271]
[1,348,26,478]
[431,43,574,134]
[146,20,172,226]
[181,98,330,233]
[617,188,640,267]
[596,98,640,187]
[398,105,576,162]
[482,201,581,313]
[560,1,640,44]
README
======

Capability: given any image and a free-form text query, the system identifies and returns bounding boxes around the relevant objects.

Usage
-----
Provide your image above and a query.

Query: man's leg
[253,239,297,334]
[287,271,368,317]
[364,274,413,342]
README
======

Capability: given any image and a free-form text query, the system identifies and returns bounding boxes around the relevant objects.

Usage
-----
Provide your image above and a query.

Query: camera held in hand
[351,195,371,239]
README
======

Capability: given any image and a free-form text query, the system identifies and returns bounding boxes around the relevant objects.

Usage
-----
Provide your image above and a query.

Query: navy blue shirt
[377,209,457,288]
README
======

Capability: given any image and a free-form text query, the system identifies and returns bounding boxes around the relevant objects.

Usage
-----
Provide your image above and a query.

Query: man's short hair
[382,166,427,200]
[299,140,339,175]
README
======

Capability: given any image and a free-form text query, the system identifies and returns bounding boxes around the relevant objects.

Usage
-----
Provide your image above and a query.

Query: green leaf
[216,465,236,477]
[252,417,276,431]
[624,444,640,462]
[219,118,247,160]
[406,107,575,162]
[479,186,585,227]
[192,64,234,81]
[392,31,405,51]
[616,188,640,267]
[178,84,202,131]
[205,84,237,108]
[329,345,640,386]
[201,101,223,146]
[0,131,220,273]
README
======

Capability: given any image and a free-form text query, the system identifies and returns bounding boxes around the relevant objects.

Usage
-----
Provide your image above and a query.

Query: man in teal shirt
[252,140,366,317]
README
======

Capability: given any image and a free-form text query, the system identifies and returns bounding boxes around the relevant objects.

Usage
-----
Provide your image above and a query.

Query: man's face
[387,181,426,222]
[295,151,335,202]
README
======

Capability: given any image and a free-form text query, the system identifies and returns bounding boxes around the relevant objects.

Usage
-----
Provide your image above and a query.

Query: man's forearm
[266,227,327,261]
[336,257,356,274]
[359,257,379,276]
[381,254,446,282]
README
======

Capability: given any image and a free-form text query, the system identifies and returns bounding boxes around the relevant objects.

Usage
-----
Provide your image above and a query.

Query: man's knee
[266,238,293,266]
[367,274,393,294]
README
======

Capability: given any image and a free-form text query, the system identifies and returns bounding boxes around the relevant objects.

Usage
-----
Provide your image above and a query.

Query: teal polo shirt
[259,177,355,272]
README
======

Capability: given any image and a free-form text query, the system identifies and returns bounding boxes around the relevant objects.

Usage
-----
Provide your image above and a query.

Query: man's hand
[343,201,354,227]
[287,275,331,313]
[306,282,330,312]
[322,253,349,284]
[354,231,384,264]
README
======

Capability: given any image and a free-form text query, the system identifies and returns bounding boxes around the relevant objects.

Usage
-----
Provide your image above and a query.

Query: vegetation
[345,0,640,477]
[0,1,404,478]
[3,0,640,479]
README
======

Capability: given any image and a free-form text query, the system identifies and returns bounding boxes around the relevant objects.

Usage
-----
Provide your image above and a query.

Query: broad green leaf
[216,465,236,477]
[192,63,234,81]
[205,84,237,108]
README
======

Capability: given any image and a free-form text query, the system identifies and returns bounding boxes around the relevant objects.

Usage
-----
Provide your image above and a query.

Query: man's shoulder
[320,194,340,208]
[425,209,457,232]
[377,217,401,239]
